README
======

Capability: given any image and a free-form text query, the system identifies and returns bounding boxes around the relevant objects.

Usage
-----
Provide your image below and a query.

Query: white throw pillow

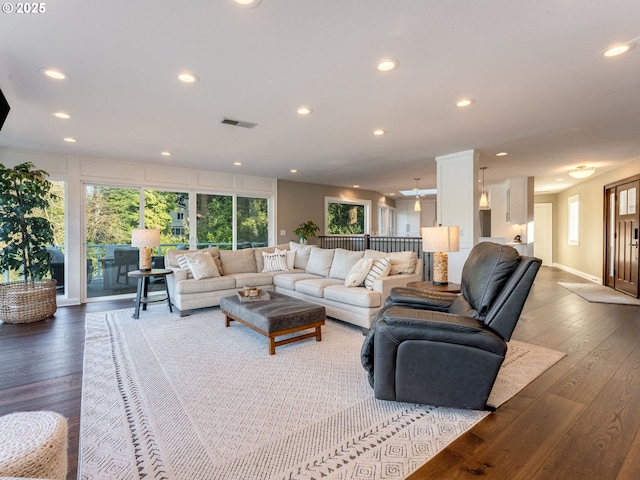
[344,258,373,287]
[329,248,365,280]
[364,257,391,290]
[262,251,288,272]
[276,248,296,270]
[289,241,316,269]
[175,253,198,278]
[184,251,220,280]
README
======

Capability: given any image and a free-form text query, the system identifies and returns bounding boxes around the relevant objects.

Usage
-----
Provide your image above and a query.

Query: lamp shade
[131,228,160,248]
[421,226,460,253]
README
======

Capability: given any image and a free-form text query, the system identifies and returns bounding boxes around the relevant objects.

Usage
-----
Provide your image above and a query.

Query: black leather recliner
[361,242,542,410]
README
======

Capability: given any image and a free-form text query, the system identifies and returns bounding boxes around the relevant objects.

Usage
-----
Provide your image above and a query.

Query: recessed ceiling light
[353,185,360,188]
[63,137,76,143]
[52,112,71,119]
[233,0,261,7]
[297,107,313,115]
[234,162,242,166]
[290,169,298,173]
[388,193,395,196]
[604,42,636,57]
[161,151,172,156]
[456,98,475,107]
[373,129,386,136]
[42,68,68,80]
[377,59,399,72]
[178,72,199,83]
[495,151,508,157]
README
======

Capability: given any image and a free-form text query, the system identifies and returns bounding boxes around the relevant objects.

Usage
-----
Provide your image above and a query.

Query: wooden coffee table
[220,291,325,355]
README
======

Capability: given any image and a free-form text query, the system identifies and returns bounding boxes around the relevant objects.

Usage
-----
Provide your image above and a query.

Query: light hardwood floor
[1,266,639,479]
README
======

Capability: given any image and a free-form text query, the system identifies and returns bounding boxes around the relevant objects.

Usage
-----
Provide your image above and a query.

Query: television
[0,87,10,131]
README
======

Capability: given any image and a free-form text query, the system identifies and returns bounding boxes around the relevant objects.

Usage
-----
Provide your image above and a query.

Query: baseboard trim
[551,263,602,284]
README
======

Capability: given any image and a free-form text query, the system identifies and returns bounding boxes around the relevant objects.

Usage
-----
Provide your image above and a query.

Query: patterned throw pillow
[262,251,288,272]
[364,257,391,290]
[344,258,373,287]
[175,253,196,278]
[184,252,220,280]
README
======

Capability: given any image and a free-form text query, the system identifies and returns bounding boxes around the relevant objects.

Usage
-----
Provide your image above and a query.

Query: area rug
[559,282,640,306]
[79,306,564,480]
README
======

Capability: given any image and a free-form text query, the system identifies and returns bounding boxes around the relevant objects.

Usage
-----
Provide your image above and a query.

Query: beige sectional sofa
[164,241,423,329]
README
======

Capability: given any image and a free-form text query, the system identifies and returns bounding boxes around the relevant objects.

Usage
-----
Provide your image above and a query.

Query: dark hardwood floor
[1,267,639,479]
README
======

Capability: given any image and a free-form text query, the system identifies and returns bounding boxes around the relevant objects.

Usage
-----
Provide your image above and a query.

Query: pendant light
[413,178,421,212]
[479,167,489,209]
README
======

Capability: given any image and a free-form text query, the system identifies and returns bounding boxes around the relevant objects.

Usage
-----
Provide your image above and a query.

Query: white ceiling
[1,0,639,197]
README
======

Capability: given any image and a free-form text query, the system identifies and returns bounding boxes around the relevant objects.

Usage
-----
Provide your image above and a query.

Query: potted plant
[0,162,58,323]
[294,220,320,244]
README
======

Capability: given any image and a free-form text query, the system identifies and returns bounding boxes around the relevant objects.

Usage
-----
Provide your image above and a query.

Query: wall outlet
[280,230,286,236]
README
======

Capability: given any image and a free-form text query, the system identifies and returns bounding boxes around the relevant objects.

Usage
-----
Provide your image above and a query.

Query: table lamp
[131,228,160,271]
[421,226,460,285]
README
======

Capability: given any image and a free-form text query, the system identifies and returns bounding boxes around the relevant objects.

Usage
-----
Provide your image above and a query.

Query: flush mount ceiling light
[52,111,71,119]
[377,59,399,72]
[160,151,172,156]
[233,0,261,7]
[41,68,68,80]
[413,178,421,212]
[63,137,76,143]
[604,42,636,57]
[568,165,595,178]
[495,151,508,157]
[456,98,475,107]
[290,169,298,173]
[233,162,242,166]
[373,129,386,136]
[297,106,313,115]
[178,72,199,83]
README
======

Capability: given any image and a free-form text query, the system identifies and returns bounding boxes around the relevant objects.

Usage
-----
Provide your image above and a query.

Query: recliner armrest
[387,286,458,311]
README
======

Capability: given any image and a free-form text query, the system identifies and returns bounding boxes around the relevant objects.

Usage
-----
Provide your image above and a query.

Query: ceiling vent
[221,117,257,129]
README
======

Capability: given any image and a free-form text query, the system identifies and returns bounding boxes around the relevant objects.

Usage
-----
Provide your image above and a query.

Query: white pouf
[0,411,68,480]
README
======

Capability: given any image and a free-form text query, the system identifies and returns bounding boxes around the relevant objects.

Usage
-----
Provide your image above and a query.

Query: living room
[2,1,640,479]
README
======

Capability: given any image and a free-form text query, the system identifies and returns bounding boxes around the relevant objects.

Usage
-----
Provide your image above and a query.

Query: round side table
[406,280,461,294]
[127,269,174,319]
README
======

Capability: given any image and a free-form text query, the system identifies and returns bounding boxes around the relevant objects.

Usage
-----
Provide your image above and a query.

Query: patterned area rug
[559,282,640,306]
[79,306,564,480]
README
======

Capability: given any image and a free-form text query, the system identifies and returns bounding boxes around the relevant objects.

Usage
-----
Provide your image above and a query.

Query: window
[568,194,579,246]
[325,197,371,235]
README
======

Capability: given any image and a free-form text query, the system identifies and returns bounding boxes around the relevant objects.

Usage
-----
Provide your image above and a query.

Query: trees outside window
[325,197,370,235]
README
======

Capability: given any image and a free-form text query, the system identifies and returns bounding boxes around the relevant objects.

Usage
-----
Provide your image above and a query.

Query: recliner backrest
[459,242,521,317]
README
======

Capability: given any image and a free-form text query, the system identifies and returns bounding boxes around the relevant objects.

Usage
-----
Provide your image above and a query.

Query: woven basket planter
[0,279,57,324]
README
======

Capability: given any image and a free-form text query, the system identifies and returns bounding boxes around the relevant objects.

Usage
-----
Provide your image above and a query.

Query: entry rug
[79,306,564,480]
[559,282,640,306]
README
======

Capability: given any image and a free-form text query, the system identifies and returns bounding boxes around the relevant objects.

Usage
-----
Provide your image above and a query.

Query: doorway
[604,175,639,298]
[534,203,553,266]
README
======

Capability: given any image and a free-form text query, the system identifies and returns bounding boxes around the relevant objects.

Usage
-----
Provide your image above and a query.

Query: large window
[325,197,371,235]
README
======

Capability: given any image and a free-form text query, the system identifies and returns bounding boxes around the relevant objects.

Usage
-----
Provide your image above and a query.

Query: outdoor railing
[318,235,430,280]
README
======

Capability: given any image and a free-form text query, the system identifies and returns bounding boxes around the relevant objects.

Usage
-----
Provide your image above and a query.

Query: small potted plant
[0,162,58,323]
[294,220,320,244]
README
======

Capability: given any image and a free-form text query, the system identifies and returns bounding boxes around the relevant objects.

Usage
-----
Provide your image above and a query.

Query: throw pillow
[289,241,317,269]
[364,257,391,290]
[329,248,365,280]
[344,257,373,287]
[275,248,296,270]
[175,253,196,278]
[184,251,220,280]
[262,251,288,272]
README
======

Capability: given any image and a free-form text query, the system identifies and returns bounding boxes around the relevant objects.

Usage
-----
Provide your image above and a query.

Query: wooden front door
[613,180,639,297]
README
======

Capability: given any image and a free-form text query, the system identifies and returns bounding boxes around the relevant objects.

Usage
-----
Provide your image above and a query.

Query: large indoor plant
[0,162,58,323]
[294,220,320,244]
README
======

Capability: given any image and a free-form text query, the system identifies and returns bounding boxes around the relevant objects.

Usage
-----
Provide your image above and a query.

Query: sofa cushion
[184,251,220,280]
[305,248,335,277]
[295,278,343,298]
[219,248,257,274]
[344,257,373,287]
[284,249,295,270]
[174,276,236,295]
[289,241,317,269]
[226,272,274,288]
[273,272,322,290]
[364,249,417,275]
[166,246,220,267]
[261,251,288,272]
[324,285,382,308]
[364,257,391,290]
[329,248,365,280]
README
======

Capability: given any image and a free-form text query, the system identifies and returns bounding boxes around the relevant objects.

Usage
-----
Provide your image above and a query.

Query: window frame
[568,194,579,246]
[324,196,371,235]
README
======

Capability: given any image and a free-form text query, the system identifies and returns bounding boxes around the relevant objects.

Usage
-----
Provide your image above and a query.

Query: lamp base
[432,251,449,285]
[139,247,152,271]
